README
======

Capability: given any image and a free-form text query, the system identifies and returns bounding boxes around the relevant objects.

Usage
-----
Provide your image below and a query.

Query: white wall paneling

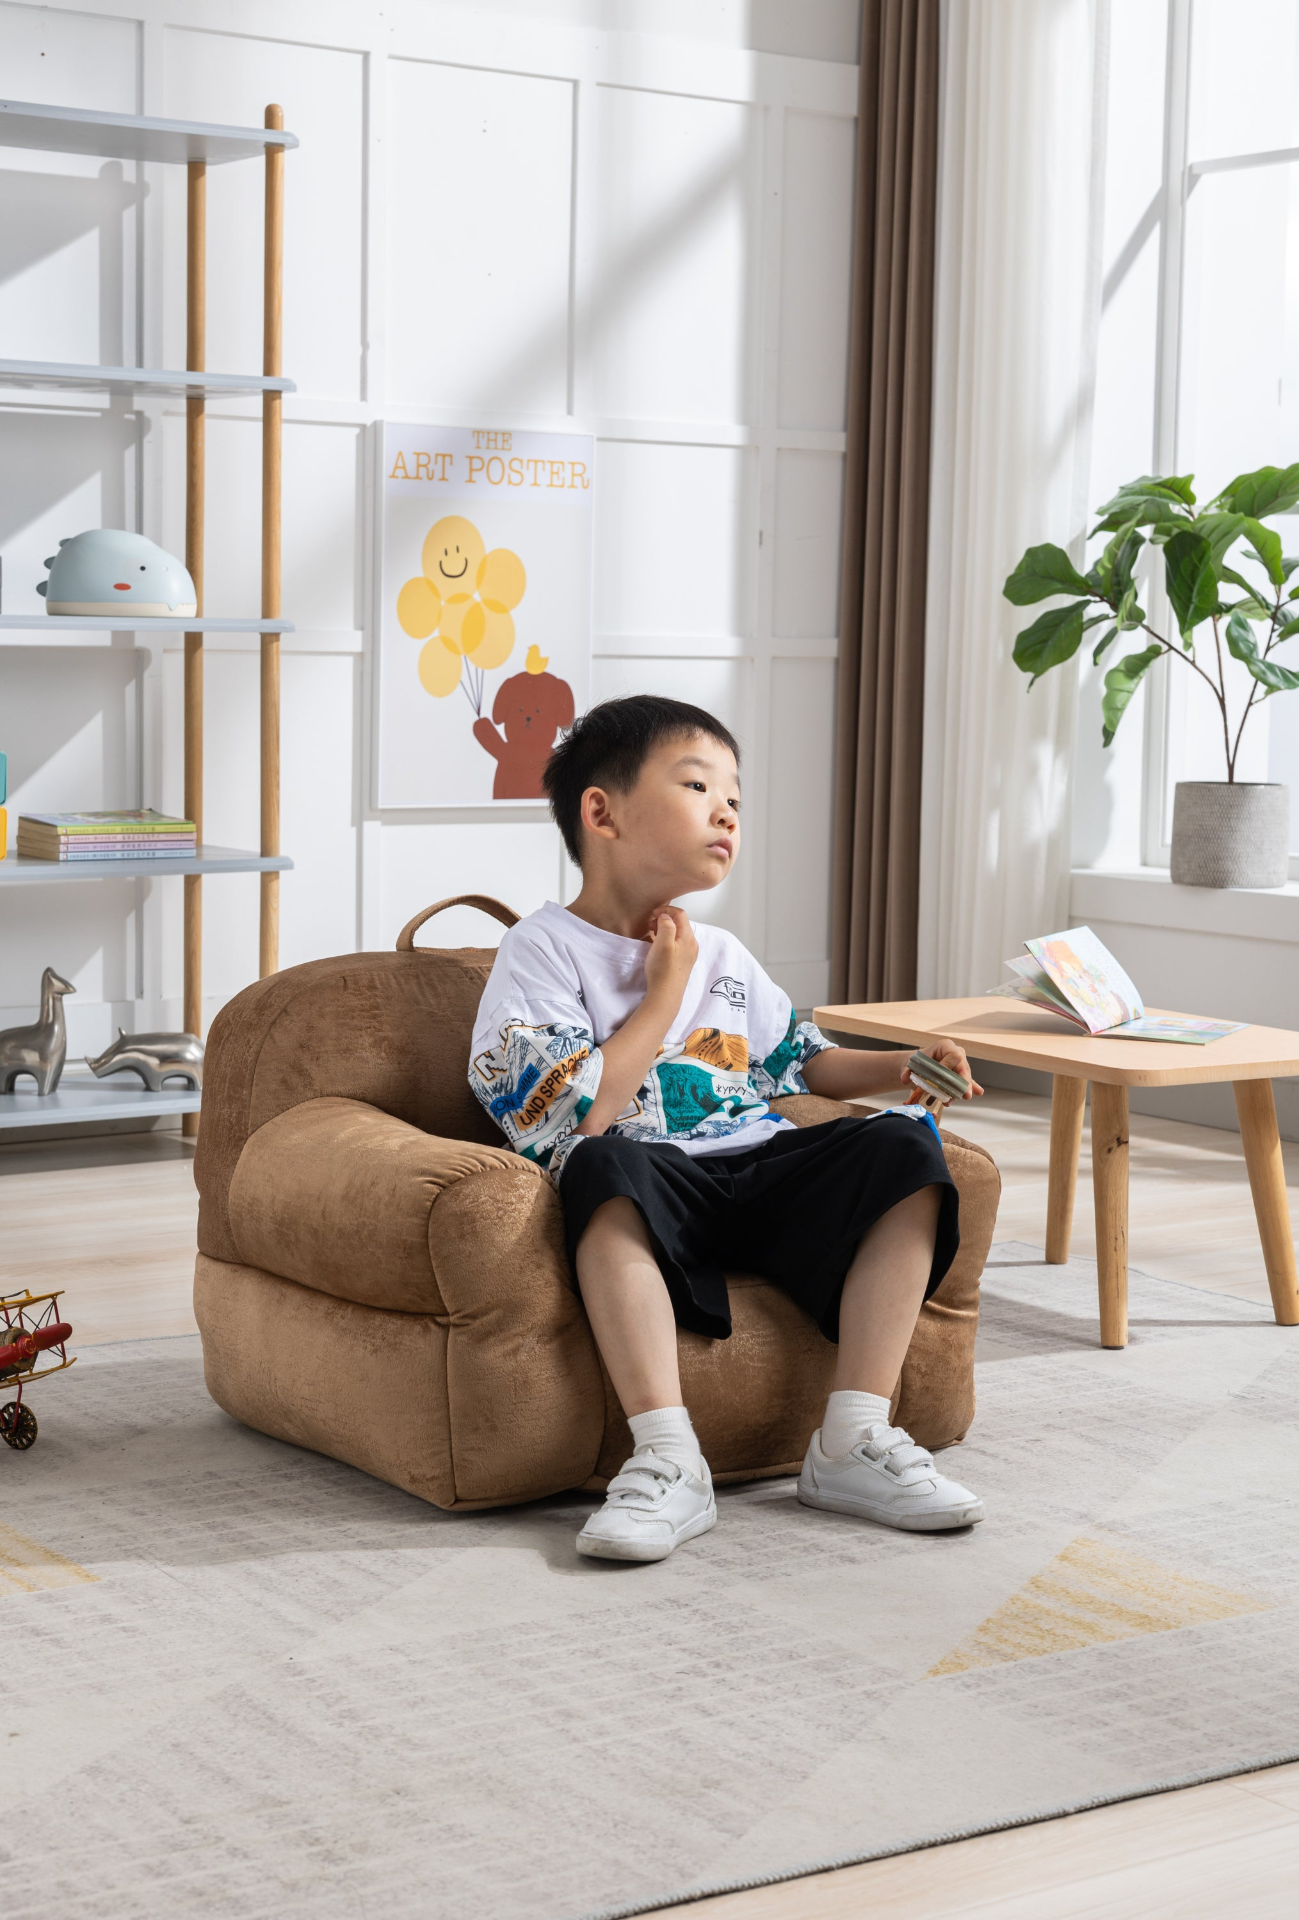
[0,0,859,1065]
[386,60,575,417]
[592,87,762,425]
[777,109,855,431]
[772,449,845,638]
[593,440,755,639]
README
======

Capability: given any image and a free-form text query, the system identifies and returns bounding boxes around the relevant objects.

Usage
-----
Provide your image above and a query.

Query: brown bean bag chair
[193,897,1000,1510]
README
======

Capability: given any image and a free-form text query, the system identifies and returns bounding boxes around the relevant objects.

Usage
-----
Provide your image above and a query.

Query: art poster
[375,422,593,808]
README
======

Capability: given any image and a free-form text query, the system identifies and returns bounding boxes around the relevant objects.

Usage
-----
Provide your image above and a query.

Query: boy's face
[581,732,740,897]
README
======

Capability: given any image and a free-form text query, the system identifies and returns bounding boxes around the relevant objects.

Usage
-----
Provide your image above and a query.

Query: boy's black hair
[542,694,740,867]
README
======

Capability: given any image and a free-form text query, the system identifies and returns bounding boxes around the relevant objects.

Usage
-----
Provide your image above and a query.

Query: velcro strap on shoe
[606,1457,681,1502]
[860,1425,937,1481]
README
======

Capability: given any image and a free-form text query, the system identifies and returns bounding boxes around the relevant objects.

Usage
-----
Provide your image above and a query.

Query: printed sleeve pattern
[469,1015,603,1172]
[748,1011,836,1100]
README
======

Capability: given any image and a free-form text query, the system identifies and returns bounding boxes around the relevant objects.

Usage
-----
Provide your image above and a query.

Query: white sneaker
[577,1451,716,1563]
[797,1423,984,1531]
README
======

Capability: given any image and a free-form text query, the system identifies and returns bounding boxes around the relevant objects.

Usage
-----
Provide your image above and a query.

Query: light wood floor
[3,1090,1298,1916]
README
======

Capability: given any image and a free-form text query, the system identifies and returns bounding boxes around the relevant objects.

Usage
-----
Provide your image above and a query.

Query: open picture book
[988,926,1244,1043]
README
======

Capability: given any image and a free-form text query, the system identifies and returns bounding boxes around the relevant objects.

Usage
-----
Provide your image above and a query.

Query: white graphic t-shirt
[468,900,837,1178]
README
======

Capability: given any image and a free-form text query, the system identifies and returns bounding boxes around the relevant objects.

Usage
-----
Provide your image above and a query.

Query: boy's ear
[580,784,618,841]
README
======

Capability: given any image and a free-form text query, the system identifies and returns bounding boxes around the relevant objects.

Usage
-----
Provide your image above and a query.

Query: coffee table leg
[1046,1075,1088,1263]
[1233,1079,1299,1327]
[1090,1082,1129,1348]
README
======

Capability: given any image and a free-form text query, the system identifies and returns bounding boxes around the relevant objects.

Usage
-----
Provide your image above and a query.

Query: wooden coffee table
[814,997,1299,1348]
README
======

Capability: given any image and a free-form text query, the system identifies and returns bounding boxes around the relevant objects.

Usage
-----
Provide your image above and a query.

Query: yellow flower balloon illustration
[418,637,462,697]
[397,515,527,712]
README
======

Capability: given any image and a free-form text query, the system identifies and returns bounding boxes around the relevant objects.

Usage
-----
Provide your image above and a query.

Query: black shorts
[558,1114,959,1342]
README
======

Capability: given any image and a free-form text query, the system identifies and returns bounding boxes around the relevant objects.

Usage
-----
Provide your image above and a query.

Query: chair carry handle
[396,894,520,951]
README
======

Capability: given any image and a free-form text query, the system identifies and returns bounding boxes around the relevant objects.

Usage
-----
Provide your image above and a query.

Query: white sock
[821,1390,893,1459]
[627,1405,704,1478]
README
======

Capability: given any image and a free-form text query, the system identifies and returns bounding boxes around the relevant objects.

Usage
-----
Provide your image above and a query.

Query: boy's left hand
[901,1038,984,1099]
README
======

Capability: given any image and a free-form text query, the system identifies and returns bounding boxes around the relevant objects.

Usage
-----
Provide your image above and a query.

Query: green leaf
[1115,584,1145,631]
[1276,615,1299,642]
[1214,463,1299,518]
[1226,609,1299,691]
[1097,474,1197,513]
[1090,498,1186,540]
[1281,556,1299,581]
[1087,528,1144,602]
[1220,565,1273,614]
[1092,624,1118,665]
[1193,511,1249,566]
[1222,600,1274,628]
[1012,600,1089,679]
[1003,543,1094,606]
[1163,530,1219,635]
[1101,646,1162,746]
[1243,517,1285,586]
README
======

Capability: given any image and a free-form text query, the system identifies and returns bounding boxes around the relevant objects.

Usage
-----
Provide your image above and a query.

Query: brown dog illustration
[473,646,576,798]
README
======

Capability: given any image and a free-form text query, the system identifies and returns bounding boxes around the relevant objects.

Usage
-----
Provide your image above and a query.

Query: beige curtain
[917,0,1105,999]
[830,0,940,1005]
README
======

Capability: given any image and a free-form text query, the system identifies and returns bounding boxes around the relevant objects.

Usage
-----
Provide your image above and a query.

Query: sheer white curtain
[917,0,1108,997]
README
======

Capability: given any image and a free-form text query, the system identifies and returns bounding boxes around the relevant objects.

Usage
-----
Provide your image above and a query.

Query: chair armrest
[225,1095,561,1315]
[218,1094,606,1505]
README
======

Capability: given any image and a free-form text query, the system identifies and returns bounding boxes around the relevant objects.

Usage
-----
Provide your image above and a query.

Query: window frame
[1131,0,1299,876]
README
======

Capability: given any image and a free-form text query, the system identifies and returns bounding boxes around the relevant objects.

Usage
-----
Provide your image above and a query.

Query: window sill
[1070,867,1299,942]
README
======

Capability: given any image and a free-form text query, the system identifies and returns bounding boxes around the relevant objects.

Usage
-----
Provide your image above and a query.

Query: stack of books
[16,810,197,862]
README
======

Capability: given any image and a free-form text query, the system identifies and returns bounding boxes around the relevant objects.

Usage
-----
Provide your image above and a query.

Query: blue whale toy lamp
[37,530,197,618]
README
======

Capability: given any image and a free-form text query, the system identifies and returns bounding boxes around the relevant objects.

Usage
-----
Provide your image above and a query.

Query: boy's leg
[574,1196,683,1415]
[798,1181,984,1531]
[572,1196,715,1564]
[834,1183,941,1397]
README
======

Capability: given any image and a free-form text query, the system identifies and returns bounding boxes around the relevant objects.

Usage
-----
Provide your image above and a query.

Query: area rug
[3,1246,1298,1920]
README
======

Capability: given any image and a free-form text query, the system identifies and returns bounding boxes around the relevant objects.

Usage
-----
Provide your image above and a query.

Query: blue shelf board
[0,615,293,633]
[0,845,294,884]
[0,99,298,166]
[0,1079,200,1131]
[0,360,295,396]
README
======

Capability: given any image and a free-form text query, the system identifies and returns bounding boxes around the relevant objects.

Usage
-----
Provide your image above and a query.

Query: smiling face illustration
[421,516,485,597]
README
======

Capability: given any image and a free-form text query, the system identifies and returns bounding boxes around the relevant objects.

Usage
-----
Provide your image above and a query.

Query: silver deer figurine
[0,968,76,1095]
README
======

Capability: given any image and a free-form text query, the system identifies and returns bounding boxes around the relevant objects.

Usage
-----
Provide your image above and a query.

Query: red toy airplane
[0,1289,74,1449]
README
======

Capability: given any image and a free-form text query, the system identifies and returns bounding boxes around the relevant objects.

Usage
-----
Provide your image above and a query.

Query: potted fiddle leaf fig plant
[1003,465,1299,887]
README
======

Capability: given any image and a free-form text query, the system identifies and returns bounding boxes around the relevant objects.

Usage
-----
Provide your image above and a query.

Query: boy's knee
[581,1194,644,1243]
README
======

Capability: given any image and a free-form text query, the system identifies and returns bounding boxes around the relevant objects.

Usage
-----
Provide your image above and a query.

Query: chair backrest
[195,895,519,1262]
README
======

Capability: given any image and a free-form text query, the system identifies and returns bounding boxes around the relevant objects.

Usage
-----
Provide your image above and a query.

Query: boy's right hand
[643,906,698,1010]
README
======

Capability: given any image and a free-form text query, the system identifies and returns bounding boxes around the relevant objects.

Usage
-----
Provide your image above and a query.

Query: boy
[469,695,985,1563]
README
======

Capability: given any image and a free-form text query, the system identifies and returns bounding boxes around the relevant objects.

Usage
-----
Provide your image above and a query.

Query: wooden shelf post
[182,158,206,1138]
[260,103,284,979]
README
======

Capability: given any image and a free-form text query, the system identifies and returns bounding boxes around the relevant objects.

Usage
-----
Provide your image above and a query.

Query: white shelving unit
[1,848,292,886]
[0,616,293,635]
[0,98,298,1134]
[0,361,295,396]
[0,1075,201,1133]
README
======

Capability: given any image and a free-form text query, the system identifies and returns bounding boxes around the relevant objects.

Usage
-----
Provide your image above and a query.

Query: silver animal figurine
[0,968,76,1095]
[85,1029,204,1091]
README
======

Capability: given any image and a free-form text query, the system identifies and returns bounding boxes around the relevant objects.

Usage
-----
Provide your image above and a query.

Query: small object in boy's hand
[906,1048,971,1108]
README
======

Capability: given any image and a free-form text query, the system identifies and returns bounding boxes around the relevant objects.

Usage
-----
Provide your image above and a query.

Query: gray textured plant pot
[1170,781,1290,889]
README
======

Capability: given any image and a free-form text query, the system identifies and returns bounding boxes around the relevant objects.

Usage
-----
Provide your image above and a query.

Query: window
[1076,0,1299,874]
